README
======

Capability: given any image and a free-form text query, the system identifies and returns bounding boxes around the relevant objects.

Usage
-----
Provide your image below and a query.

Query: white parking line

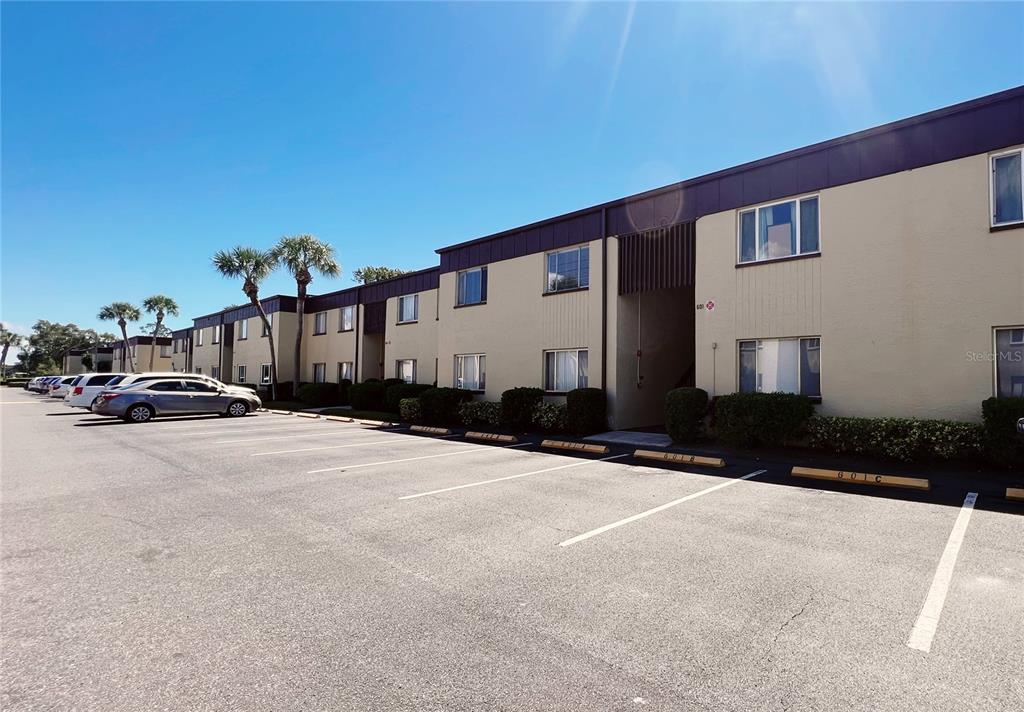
[252,437,428,456]
[154,423,326,435]
[399,454,628,500]
[307,442,531,474]
[215,429,368,444]
[906,492,978,654]
[558,469,768,547]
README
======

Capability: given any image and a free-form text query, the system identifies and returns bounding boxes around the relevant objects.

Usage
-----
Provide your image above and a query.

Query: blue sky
[2,1,1022,346]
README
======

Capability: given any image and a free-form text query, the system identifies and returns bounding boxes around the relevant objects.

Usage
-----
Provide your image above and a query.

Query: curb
[791,466,930,491]
[410,425,452,435]
[633,449,725,468]
[541,439,609,455]
[466,432,518,443]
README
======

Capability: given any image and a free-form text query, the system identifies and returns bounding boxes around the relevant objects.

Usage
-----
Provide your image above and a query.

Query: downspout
[353,288,361,382]
[600,207,608,391]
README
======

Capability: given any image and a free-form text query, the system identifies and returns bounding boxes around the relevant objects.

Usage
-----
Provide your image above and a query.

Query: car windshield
[106,375,125,386]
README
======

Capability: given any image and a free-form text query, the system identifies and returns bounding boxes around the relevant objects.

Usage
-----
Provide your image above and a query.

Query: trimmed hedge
[383,378,404,390]
[806,416,983,462]
[533,402,567,432]
[713,392,815,447]
[501,387,544,430]
[295,382,342,407]
[982,397,1024,467]
[257,381,294,401]
[385,383,433,412]
[420,387,473,426]
[460,400,501,428]
[565,388,606,435]
[399,397,422,424]
[665,387,708,443]
[349,381,386,411]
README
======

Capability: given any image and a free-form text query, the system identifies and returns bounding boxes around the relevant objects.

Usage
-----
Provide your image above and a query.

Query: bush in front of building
[712,392,815,447]
[501,387,544,430]
[257,381,294,402]
[806,416,983,462]
[419,387,473,426]
[349,381,386,411]
[460,400,501,428]
[665,387,709,443]
[981,397,1024,466]
[337,379,352,406]
[532,402,566,432]
[565,388,607,435]
[399,397,422,424]
[385,383,433,412]
[296,382,343,407]
[383,378,404,390]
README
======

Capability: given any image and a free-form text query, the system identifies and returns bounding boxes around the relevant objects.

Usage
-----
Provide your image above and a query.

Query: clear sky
[2,1,1022,344]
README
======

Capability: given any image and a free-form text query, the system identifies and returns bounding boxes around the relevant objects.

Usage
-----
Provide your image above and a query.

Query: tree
[142,322,173,338]
[271,234,341,387]
[212,246,279,399]
[14,321,114,374]
[98,302,141,372]
[142,295,180,370]
[0,326,22,375]
[352,265,408,284]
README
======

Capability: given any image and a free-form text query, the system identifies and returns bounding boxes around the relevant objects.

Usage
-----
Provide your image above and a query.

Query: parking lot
[2,388,1022,711]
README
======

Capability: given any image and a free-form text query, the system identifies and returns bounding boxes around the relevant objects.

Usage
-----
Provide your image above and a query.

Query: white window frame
[262,313,273,337]
[313,312,327,335]
[396,359,416,383]
[338,361,353,382]
[339,306,354,332]
[993,326,1024,398]
[545,245,590,293]
[990,148,1024,228]
[312,362,326,383]
[211,325,221,344]
[454,354,486,391]
[456,267,485,306]
[737,194,820,264]
[238,319,248,340]
[196,329,203,347]
[260,363,271,384]
[543,348,589,392]
[195,366,202,375]
[737,336,821,397]
[236,364,247,383]
[397,294,419,324]
[211,365,220,381]
[159,344,171,358]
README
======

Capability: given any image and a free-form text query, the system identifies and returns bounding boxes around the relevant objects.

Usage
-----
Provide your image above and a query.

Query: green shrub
[257,381,294,401]
[981,397,1024,467]
[565,388,606,435]
[399,397,422,424]
[349,381,386,411]
[337,379,352,406]
[665,387,708,443]
[501,387,544,430]
[383,378,404,390]
[533,402,567,432]
[419,387,473,426]
[713,392,815,447]
[806,416,983,462]
[460,400,502,428]
[385,383,433,412]
[295,382,342,407]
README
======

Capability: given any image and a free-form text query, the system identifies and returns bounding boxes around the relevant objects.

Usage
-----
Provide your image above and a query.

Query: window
[398,294,418,323]
[238,319,248,340]
[173,339,179,354]
[262,313,273,337]
[455,354,485,391]
[544,349,589,392]
[313,312,327,335]
[195,329,203,347]
[457,267,487,305]
[339,306,354,332]
[184,381,218,393]
[991,150,1024,227]
[312,363,326,383]
[211,366,221,381]
[212,325,221,344]
[338,361,353,382]
[236,365,247,383]
[396,359,416,383]
[149,380,185,392]
[195,366,202,375]
[738,337,821,397]
[546,246,589,293]
[738,196,820,264]
[160,345,171,357]
[995,327,1024,398]
[260,364,271,384]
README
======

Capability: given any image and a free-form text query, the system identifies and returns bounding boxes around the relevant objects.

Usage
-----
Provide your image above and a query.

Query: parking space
[2,387,1022,711]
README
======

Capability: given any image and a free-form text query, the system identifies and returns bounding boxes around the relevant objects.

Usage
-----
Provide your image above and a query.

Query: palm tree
[142,295,180,370]
[0,327,22,377]
[97,302,141,372]
[212,246,279,400]
[271,234,341,386]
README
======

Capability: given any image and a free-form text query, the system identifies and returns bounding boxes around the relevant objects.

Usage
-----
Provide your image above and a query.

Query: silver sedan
[91,379,262,423]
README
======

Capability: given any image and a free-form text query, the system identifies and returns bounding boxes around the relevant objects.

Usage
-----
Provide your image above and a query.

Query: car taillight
[73,387,84,395]
[99,393,121,402]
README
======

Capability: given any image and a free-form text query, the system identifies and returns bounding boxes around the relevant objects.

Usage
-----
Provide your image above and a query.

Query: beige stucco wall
[384,289,439,384]
[191,327,221,376]
[112,344,172,373]
[225,312,299,385]
[300,308,359,382]
[436,239,604,400]
[695,148,1024,422]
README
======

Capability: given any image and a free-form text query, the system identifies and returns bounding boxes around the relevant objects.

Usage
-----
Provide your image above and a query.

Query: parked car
[48,376,78,398]
[106,372,256,396]
[91,378,262,422]
[29,376,61,393]
[63,373,125,408]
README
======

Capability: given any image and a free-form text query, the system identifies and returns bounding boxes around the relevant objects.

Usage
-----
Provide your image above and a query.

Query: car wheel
[226,401,249,418]
[124,404,154,423]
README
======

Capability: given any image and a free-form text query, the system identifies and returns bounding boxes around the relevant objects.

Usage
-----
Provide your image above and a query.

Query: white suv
[64,373,125,408]
[105,372,256,396]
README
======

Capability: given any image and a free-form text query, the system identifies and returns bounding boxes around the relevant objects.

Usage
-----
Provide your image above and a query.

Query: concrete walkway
[584,430,672,448]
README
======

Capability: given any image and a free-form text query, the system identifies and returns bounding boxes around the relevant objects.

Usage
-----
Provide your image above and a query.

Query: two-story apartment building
[111,336,173,373]
[170,328,192,372]
[185,86,1024,427]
